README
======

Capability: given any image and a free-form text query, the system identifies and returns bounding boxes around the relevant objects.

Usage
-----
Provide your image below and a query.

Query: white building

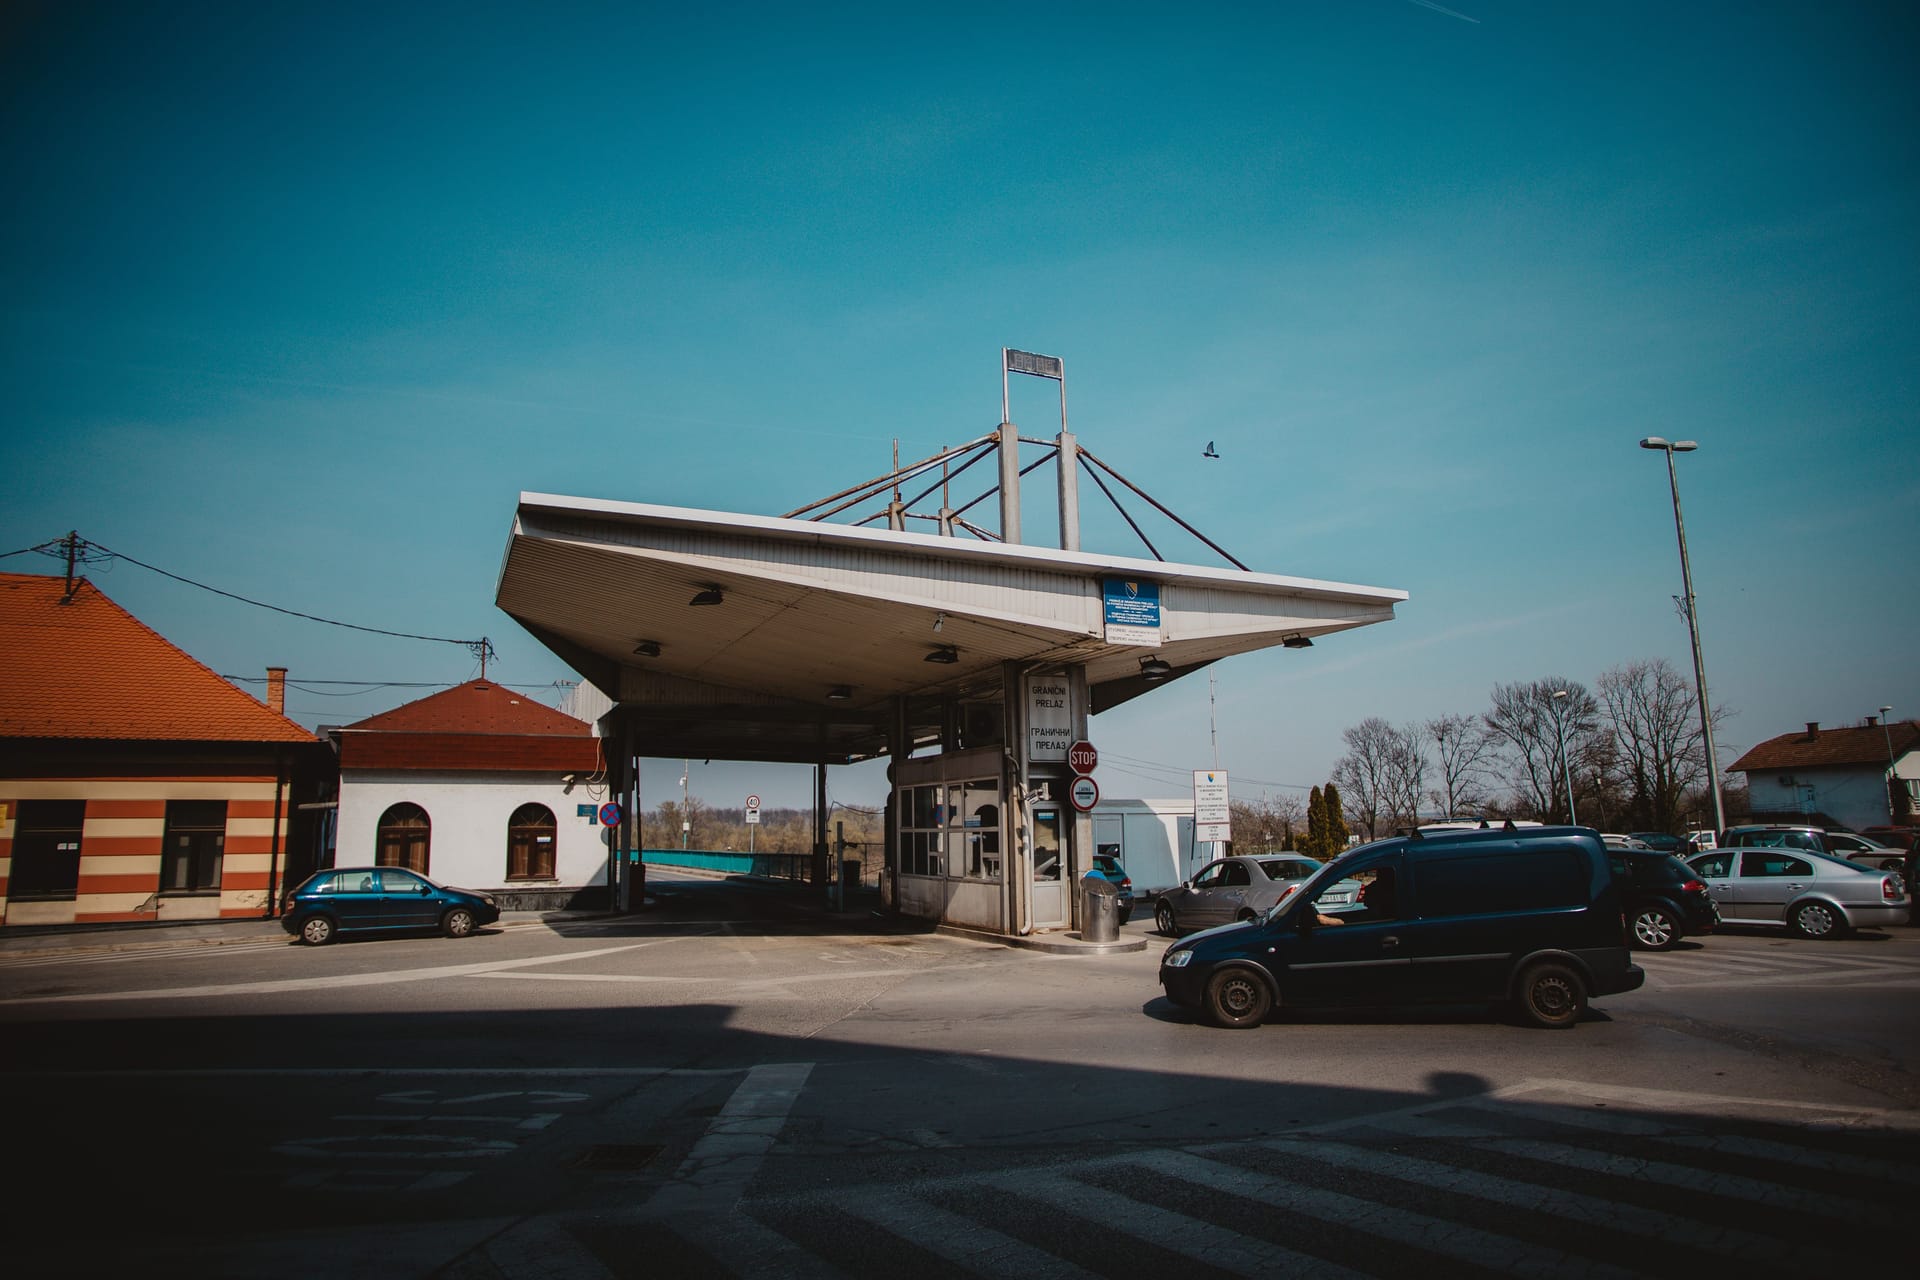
[334,680,609,909]
[1730,716,1919,832]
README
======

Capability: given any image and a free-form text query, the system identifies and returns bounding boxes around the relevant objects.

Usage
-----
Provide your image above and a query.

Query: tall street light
[1641,437,1725,835]
[1881,705,1898,823]
[1552,688,1576,825]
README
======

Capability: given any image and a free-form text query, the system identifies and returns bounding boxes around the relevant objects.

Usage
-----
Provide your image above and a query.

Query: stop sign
[1067,740,1098,774]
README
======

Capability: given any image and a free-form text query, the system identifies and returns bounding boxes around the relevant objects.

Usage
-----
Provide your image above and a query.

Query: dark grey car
[1154,854,1358,935]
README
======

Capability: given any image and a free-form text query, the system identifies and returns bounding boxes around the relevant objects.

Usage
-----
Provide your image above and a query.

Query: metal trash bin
[1081,872,1119,943]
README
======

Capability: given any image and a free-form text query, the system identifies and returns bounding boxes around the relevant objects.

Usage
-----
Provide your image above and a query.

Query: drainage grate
[566,1144,663,1171]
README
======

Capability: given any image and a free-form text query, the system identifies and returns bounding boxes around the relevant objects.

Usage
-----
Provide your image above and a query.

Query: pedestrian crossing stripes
[1636,945,1919,989]
[577,1081,1914,1279]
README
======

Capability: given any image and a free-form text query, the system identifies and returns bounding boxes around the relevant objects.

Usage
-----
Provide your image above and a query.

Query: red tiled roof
[0,572,315,743]
[343,679,594,737]
[1730,721,1919,772]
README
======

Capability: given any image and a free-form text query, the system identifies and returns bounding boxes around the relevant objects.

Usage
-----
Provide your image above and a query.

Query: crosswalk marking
[841,1194,1106,1279]
[1383,1112,1883,1227]
[1127,1146,1640,1280]
[984,1167,1369,1280]
[662,1210,843,1279]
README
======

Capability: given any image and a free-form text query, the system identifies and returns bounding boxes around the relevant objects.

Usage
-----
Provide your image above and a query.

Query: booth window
[160,800,227,894]
[958,780,1000,880]
[507,802,557,880]
[376,802,431,875]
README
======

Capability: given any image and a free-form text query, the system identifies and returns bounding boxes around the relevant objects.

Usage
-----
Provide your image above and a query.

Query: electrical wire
[27,533,493,661]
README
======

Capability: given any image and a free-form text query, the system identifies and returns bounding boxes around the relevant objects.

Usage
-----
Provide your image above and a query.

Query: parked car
[1686,829,1718,850]
[1628,832,1690,855]
[1720,823,1908,877]
[1152,854,1357,936]
[1091,850,1135,925]
[1610,848,1718,950]
[1158,826,1645,1030]
[1601,834,1654,851]
[282,866,500,945]
[1685,847,1909,938]
[1859,827,1920,856]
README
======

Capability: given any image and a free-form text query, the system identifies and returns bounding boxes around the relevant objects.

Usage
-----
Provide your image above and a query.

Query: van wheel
[1204,968,1272,1029]
[1630,906,1681,951]
[1155,901,1178,936]
[1517,962,1586,1029]
[1791,900,1845,939]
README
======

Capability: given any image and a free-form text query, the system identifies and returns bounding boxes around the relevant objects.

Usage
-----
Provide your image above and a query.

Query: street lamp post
[1640,437,1726,836]
[1551,689,1576,825]
[1881,705,1898,823]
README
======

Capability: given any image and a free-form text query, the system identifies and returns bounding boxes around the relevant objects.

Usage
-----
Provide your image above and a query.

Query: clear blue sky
[5,1,1915,812]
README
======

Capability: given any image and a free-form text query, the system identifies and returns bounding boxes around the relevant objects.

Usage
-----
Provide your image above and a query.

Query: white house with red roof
[334,680,608,909]
[0,572,329,928]
[1730,716,1919,832]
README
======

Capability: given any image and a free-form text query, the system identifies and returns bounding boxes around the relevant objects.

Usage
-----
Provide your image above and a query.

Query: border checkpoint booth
[493,366,1406,939]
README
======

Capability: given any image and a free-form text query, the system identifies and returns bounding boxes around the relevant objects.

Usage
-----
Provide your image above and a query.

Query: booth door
[1031,805,1067,928]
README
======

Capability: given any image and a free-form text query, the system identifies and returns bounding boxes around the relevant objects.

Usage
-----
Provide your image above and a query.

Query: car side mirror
[420,884,433,894]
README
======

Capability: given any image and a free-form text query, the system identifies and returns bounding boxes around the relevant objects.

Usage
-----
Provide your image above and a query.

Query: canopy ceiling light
[632,640,662,657]
[1282,634,1313,649]
[826,685,852,701]
[688,585,725,606]
[925,645,959,664]
[1139,656,1172,681]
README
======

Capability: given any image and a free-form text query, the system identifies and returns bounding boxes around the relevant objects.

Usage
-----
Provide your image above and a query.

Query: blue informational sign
[578,804,597,820]
[598,801,623,826]
[1103,578,1162,645]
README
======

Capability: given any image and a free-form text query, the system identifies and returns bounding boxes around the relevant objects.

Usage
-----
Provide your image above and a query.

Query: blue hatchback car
[1092,850,1135,924]
[282,866,499,945]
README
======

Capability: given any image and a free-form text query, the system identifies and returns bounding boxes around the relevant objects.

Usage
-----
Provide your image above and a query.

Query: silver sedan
[1153,854,1358,935]
[1686,848,1910,938]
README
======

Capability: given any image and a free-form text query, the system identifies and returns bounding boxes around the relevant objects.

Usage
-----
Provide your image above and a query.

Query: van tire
[1516,961,1586,1029]
[1204,968,1272,1029]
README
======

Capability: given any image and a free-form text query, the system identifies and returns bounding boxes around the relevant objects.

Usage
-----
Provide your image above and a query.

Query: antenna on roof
[61,530,80,604]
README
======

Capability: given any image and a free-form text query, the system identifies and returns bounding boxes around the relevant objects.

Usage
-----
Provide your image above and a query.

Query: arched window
[507,803,557,880]
[376,803,431,875]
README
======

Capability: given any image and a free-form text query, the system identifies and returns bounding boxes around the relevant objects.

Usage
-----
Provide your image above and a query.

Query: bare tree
[1331,717,1398,840]
[1381,721,1429,828]
[1597,658,1721,833]
[1230,794,1306,852]
[1426,713,1494,819]
[1482,679,1601,823]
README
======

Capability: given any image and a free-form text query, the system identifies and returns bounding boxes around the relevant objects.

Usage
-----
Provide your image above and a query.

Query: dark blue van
[1158,825,1643,1029]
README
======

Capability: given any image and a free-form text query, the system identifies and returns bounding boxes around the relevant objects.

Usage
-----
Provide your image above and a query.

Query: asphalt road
[3,871,1916,1278]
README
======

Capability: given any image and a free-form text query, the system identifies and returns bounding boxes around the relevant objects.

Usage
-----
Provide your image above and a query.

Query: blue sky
[4,1,1915,812]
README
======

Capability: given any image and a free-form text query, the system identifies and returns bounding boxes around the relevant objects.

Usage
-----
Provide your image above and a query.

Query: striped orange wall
[0,778,291,927]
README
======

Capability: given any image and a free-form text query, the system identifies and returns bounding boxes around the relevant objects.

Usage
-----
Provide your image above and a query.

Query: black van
[1157,825,1643,1029]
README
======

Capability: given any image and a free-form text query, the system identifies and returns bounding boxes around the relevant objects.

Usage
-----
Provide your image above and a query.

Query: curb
[934,923,1148,955]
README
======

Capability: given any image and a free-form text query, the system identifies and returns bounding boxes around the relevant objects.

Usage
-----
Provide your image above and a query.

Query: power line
[22,532,495,667]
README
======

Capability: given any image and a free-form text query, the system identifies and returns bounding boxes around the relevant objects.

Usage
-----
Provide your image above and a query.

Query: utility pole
[681,759,690,850]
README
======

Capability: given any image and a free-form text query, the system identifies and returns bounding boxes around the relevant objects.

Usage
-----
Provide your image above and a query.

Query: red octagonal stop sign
[1067,740,1098,774]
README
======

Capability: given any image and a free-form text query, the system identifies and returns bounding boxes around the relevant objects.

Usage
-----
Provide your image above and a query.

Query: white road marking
[0,941,664,1005]
[645,1062,814,1216]
[841,1194,1106,1279]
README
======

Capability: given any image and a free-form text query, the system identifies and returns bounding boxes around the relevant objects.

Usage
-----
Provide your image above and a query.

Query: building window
[9,800,85,901]
[376,803,431,875]
[895,777,1001,880]
[507,803,557,880]
[159,800,226,894]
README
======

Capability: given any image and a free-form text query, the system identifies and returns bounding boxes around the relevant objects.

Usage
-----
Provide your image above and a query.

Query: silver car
[1686,847,1910,938]
[1153,854,1358,935]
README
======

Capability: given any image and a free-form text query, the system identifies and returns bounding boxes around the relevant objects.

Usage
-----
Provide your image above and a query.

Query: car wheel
[1630,905,1681,951]
[1791,900,1845,939]
[299,915,336,946]
[442,907,477,938]
[1203,967,1272,1029]
[1117,907,1132,926]
[1516,961,1586,1029]
[1155,900,1178,936]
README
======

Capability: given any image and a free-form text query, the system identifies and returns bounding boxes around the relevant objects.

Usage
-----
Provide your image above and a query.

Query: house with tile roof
[0,572,333,928]
[1729,716,1920,832]
[334,680,608,910]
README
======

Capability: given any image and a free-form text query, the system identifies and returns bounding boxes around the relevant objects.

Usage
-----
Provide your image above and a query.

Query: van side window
[1415,849,1586,918]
